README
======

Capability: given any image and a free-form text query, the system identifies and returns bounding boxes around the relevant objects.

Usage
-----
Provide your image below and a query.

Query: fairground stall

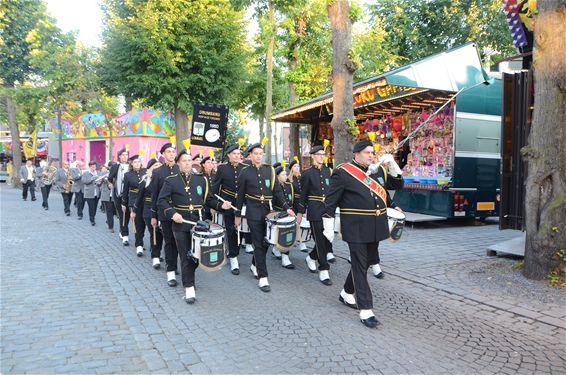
[49,108,176,165]
[273,42,502,219]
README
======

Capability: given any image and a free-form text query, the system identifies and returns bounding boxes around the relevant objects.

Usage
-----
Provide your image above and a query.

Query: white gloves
[323,217,335,242]
[378,154,403,177]
[367,163,380,176]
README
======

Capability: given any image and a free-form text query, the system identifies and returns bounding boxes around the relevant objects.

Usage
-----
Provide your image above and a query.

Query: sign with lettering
[353,85,422,108]
[190,103,229,148]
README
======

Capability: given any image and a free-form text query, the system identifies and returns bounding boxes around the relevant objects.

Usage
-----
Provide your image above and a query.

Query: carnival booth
[50,108,176,165]
[273,42,502,219]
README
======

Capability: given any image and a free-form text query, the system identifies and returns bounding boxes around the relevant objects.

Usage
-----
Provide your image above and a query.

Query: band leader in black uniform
[122,155,147,257]
[234,142,294,292]
[157,149,230,304]
[288,157,307,252]
[210,144,246,275]
[151,142,180,287]
[297,145,334,286]
[135,158,163,269]
[323,140,403,328]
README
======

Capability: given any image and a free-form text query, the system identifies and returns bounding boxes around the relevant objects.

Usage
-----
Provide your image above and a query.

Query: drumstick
[214,194,239,211]
[153,225,157,246]
[182,219,198,226]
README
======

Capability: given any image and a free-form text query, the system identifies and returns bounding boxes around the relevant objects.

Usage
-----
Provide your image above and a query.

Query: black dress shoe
[283,264,295,269]
[31,198,36,201]
[360,316,381,328]
[183,297,195,304]
[123,241,129,246]
[91,221,95,226]
[136,252,143,257]
[66,212,70,216]
[231,268,240,275]
[23,198,27,201]
[110,228,114,233]
[168,279,178,287]
[320,278,332,286]
[153,263,161,270]
[327,256,336,263]
[78,216,83,220]
[44,206,48,210]
[374,272,384,279]
[259,285,271,292]
[271,248,282,260]
[339,295,357,309]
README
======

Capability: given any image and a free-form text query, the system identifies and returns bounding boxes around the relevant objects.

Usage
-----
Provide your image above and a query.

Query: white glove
[379,154,403,177]
[322,217,335,242]
[367,163,380,176]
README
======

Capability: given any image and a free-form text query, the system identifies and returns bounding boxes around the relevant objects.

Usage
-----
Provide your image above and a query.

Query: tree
[521,0,566,281]
[328,0,357,165]
[100,0,248,151]
[367,0,515,64]
[0,0,48,185]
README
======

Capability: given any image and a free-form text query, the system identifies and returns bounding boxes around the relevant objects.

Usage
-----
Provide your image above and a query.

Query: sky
[46,0,104,47]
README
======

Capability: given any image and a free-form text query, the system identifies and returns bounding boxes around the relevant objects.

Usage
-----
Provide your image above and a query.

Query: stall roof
[273,42,488,124]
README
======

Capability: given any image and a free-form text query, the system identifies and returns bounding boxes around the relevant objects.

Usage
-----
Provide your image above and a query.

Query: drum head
[266,212,279,222]
[209,223,224,234]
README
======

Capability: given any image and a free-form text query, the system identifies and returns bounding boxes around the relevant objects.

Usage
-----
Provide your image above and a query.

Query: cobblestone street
[1,186,565,374]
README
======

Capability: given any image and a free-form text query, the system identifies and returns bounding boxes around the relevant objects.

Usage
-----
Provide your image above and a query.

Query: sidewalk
[1,185,564,374]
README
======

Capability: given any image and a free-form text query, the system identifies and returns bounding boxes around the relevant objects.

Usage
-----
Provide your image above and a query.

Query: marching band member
[122,155,147,257]
[240,149,254,254]
[323,139,402,328]
[108,148,131,246]
[70,161,85,220]
[270,161,283,261]
[200,153,215,221]
[234,141,295,292]
[53,161,73,216]
[151,142,180,286]
[210,144,246,275]
[82,161,100,226]
[99,164,115,233]
[288,156,307,252]
[366,145,404,278]
[157,148,229,304]
[19,158,37,202]
[297,143,334,286]
[36,159,55,210]
[135,158,163,268]
[273,163,295,269]
[192,152,203,174]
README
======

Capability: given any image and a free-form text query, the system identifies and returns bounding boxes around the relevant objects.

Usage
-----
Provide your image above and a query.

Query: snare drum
[299,217,311,242]
[238,205,250,233]
[387,208,406,242]
[265,212,297,252]
[191,223,227,271]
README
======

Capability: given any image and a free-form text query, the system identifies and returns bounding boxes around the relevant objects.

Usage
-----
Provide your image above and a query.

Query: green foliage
[547,250,566,288]
[345,117,359,136]
[99,0,249,113]
[367,0,515,65]
[512,260,524,270]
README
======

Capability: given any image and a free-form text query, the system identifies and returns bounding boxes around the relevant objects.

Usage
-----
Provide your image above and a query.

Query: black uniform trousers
[143,216,163,259]
[22,180,36,200]
[223,210,239,258]
[309,220,331,271]
[103,201,115,229]
[344,242,378,310]
[40,184,52,208]
[369,242,381,265]
[161,220,178,272]
[61,192,73,214]
[247,219,270,278]
[133,209,146,247]
[173,230,198,288]
[85,197,99,223]
[113,193,130,236]
[75,191,85,218]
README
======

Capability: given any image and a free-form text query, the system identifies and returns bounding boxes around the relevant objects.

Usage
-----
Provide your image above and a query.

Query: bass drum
[387,208,405,242]
[191,223,227,271]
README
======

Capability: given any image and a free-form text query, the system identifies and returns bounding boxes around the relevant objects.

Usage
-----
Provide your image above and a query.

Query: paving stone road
[1,186,565,374]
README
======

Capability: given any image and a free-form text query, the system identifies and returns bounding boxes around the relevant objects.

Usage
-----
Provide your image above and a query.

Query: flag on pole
[23,129,38,159]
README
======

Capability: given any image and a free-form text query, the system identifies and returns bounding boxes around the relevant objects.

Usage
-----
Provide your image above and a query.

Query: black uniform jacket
[299,164,332,221]
[210,162,247,203]
[274,181,294,211]
[122,169,146,210]
[151,163,180,221]
[289,175,302,212]
[157,172,222,232]
[234,164,290,220]
[135,176,156,219]
[324,160,397,243]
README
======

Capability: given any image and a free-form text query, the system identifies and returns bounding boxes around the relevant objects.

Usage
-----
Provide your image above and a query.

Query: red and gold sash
[339,163,387,206]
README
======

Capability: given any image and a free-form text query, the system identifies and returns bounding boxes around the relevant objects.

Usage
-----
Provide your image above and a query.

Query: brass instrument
[41,165,57,185]
[63,170,74,193]
[93,171,110,185]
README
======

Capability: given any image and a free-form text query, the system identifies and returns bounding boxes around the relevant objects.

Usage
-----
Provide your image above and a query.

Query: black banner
[190,103,229,148]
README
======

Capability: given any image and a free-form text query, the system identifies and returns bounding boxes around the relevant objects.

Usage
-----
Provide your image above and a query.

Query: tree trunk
[328,0,356,166]
[3,84,23,187]
[258,114,265,142]
[288,63,300,160]
[175,107,190,151]
[522,0,566,280]
[264,0,275,164]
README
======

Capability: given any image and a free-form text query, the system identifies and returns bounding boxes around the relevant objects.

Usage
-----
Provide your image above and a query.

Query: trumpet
[94,171,110,185]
